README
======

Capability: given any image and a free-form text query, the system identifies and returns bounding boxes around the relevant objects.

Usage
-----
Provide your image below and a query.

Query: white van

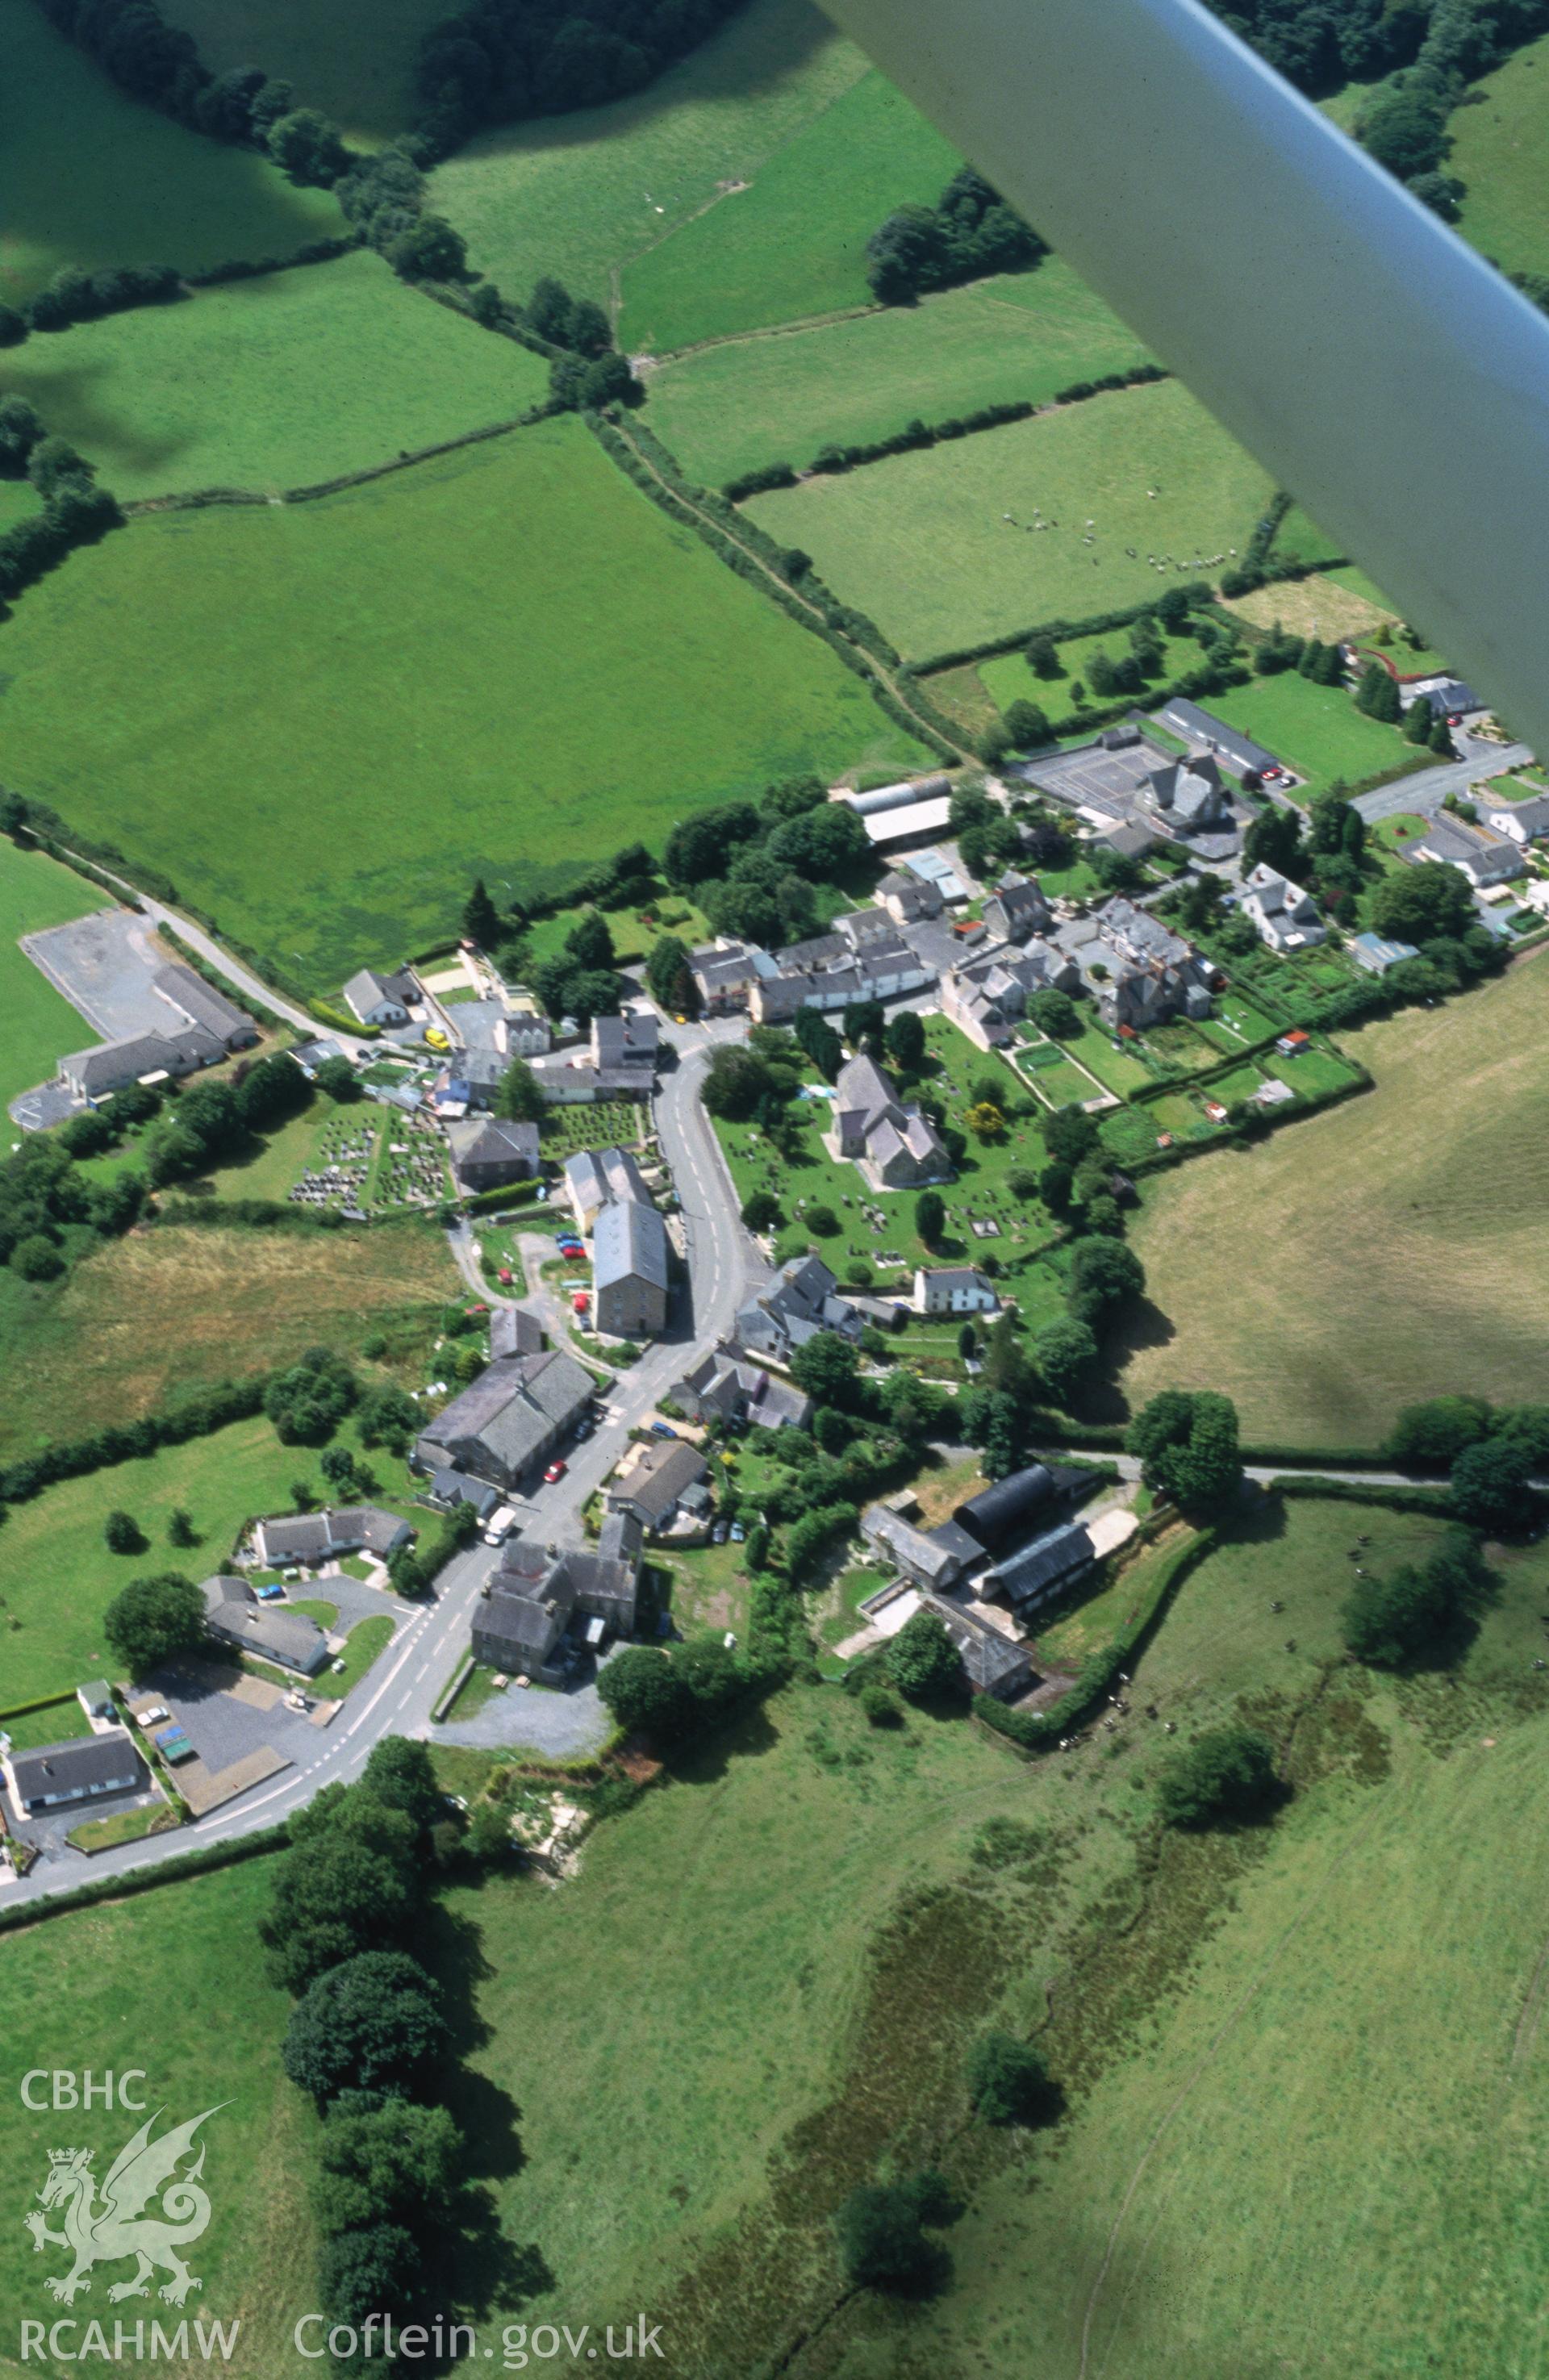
[483,1505,520,1547]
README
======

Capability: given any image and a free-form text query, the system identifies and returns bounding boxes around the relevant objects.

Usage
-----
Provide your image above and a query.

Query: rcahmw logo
[19,2073,238,2359]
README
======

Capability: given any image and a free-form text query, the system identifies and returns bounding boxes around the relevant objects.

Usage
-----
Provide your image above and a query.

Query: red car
[544,1460,567,1484]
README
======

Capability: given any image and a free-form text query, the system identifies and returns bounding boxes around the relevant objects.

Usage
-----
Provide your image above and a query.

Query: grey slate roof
[490,1306,544,1361]
[152,964,253,1045]
[594,1195,670,1295]
[609,1439,708,1526]
[426,1348,595,1480]
[955,1464,1059,1551]
[448,1115,541,1177]
[592,1010,659,1067]
[10,1730,143,1806]
[202,1576,329,1672]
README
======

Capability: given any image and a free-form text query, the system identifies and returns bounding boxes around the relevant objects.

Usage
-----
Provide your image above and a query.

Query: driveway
[434,1667,612,1759]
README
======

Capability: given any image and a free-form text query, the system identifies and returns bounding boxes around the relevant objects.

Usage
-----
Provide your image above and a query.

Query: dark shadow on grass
[662,1696,780,1782]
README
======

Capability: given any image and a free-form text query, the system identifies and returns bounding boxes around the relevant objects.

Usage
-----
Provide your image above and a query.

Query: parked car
[571,1292,590,1314]
[573,1418,595,1440]
[544,1460,568,1484]
[729,1522,745,1542]
[255,1582,286,1602]
[712,1522,729,1544]
[651,1421,678,1440]
[136,1705,170,1728]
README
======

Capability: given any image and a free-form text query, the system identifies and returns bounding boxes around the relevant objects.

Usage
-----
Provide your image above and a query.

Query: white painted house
[913,1266,1000,1317]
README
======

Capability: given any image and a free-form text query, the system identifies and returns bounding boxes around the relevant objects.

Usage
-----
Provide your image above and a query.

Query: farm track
[603,410,973,760]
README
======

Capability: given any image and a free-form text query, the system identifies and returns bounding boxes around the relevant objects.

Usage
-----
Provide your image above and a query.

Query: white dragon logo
[24,2104,228,2307]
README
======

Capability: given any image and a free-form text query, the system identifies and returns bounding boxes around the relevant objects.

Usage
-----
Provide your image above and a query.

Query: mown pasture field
[619,66,962,352]
[0,1410,417,1701]
[0,1214,458,1458]
[0,253,549,499]
[430,0,866,312]
[1123,958,1549,1445]
[1195,668,1416,799]
[1452,31,1549,278]
[745,380,1279,660]
[161,0,449,141]
[643,260,1151,487]
[0,837,104,1112]
[0,1858,319,2374]
[0,0,340,304]
[0,416,924,989]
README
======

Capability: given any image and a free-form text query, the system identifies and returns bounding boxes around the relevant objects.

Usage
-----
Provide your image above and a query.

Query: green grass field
[643,261,1152,486]
[0,1858,317,2367]
[0,1212,457,1459]
[0,839,103,1110]
[0,415,922,989]
[0,1411,417,1701]
[0,252,549,499]
[620,65,962,352]
[1452,30,1549,278]
[1193,669,1417,800]
[1123,958,1549,1443]
[0,0,340,305]
[430,0,868,311]
[745,379,1278,661]
[161,0,449,141]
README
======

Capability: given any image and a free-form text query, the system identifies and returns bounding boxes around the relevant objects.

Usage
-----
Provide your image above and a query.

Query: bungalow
[1415,677,1482,721]
[1413,813,1525,888]
[913,1266,999,1317]
[424,1469,501,1522]
[202,1576,330,1675]
[343,967,416,1028]
[253,1505,413,1568]
[7,1730,143,1813]
[413,1348,595,1492]
[1238,865,1326,953]
[447,1115,541,1195]
[1485,792,1549,845]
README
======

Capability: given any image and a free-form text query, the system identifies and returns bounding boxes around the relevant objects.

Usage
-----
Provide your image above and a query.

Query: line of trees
[261,1741,496,2339]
